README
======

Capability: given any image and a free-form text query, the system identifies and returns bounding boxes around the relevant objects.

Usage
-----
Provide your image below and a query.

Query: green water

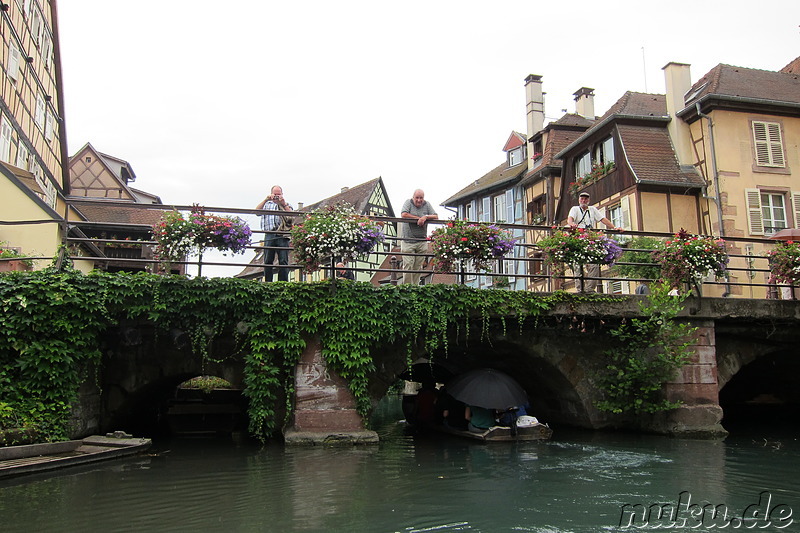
[1,398,798,532]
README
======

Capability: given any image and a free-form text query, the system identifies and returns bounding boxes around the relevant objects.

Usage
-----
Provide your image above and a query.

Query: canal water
[1,398,798,532]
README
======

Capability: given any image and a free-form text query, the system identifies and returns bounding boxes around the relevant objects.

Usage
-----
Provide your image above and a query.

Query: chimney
[662,62,693,166]
[573,87,595,119]
[297,202,304,210]
[525,74,545,136]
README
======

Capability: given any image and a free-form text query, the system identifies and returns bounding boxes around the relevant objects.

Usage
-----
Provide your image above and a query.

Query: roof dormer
[503,131,527,167]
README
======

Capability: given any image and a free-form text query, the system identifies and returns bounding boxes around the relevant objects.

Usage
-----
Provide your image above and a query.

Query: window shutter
[752,121,785,167]
[620,196,631,229]
[792,191,800,229]
[506,189,514,223]
[8,44,20,82]
[745,189,764,235]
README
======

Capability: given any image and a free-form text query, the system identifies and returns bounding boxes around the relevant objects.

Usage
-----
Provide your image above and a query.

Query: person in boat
[413,381,438,428]
[437,387,467,430]
[465,405,496,433]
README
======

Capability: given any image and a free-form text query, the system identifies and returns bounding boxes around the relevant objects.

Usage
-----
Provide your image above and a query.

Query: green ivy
[594,282,696,414]
[1,268,626,443]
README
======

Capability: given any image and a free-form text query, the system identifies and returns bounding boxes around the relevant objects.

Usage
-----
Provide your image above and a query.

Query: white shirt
[568,205,604,229]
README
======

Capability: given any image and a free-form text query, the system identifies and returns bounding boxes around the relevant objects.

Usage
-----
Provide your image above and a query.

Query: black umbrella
[446,368,528,410]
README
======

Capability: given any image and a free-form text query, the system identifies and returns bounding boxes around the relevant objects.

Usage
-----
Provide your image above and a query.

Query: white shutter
[8,43,20,82]
[752,121,785,167]
[16,142,28,170]
[792,191,800,229]
[34,93,45,129]
[44,111,53,141]
[0,118,12,163]
[620,195,631,229]
[506,189,514,223]
[745,189,764,235]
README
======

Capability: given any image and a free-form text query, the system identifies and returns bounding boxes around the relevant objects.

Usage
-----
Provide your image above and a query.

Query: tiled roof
[75,203,165,226]
[598,92,667,121]
[304,177,386,213]
[443,161,527,206]
[617,125,704,187]
[685,63,800,106]
[549,113,595,128]
[780,56,800,75]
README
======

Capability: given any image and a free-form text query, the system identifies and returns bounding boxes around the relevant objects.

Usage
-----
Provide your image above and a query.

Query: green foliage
[595,282,696,414]
[179,375,233,393]
[611,236,662,280]
[0,270,565,443]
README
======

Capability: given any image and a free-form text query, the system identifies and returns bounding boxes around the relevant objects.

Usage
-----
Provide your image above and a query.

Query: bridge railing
[2,199,796,299]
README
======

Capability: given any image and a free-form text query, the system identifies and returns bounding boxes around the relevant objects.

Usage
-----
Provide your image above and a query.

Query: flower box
[429,220,516,273]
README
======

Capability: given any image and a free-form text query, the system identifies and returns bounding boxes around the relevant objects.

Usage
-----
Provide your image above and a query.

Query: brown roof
[685,63,800,106]
[780,56,800,75]
[443,161,527,206]
[598,92,667,121]
[304,177,390,214]
[75,203,165,226]
[617,124,703,187]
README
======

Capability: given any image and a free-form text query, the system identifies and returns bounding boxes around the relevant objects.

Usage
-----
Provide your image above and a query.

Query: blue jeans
[263,234,290,282]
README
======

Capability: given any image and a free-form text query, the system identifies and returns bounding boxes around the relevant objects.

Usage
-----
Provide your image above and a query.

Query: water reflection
[1,399,798,533]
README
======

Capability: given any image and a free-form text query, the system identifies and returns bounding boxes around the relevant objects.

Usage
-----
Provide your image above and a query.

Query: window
[16,142,28,170]
[34,93,45,130]
[7,42,21,82]
[745,189,799,236]
[0,118,12,163]
[44,111,54,141]
[493,193,506,222]
[761,193,787,235]
[596,136,615,165]
[575,152,591,178]
[508,147,524,166]
[607,204,624,229]
[752,121,785,168]
[481,197,490,222]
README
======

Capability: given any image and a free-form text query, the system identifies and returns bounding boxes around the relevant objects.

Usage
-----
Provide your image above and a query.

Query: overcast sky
[56,1,799,274]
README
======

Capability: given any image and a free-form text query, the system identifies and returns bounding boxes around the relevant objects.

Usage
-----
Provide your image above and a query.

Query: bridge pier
[649,319,727,438]
[283,337,378,445]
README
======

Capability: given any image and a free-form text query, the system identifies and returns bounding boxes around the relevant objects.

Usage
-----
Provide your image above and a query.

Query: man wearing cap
[567,191,623,292]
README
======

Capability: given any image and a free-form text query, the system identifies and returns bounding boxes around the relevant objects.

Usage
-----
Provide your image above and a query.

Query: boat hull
[0,435,151,479]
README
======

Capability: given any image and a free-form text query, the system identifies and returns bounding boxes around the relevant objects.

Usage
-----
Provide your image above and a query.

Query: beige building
[0,0,71,268]
[549,57,800,297]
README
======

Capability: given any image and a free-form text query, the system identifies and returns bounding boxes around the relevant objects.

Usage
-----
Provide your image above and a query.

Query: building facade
[0,0,70,266]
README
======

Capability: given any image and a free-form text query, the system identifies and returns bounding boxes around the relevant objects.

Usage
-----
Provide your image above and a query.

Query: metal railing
[1,200,797,299]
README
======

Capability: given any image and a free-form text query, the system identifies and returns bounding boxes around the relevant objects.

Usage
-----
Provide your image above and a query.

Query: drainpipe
[695,102,731,297]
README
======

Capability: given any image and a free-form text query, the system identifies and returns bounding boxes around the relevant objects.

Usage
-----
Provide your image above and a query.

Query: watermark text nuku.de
[619,491,793,529]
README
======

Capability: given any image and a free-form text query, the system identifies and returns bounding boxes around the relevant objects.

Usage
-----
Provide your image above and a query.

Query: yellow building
[551,58,800,297]
[0,1,71,268]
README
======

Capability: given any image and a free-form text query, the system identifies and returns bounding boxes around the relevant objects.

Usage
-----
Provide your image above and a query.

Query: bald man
[400,189,438,285]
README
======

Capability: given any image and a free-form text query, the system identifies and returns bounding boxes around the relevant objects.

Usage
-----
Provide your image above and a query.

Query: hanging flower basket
[654,229,728,288]
[537,227,622,267]
[429,220,517,273]
[152,205,252,263]
[290,203,385,273]
[768,240,800,284]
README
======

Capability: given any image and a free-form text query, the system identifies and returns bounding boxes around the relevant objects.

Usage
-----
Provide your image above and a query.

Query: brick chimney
[574,87,595,119]
[662,62,693,166]
[525,74,545,137]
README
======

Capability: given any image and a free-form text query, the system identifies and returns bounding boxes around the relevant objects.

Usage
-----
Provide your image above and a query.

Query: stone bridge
[77,297,800,443]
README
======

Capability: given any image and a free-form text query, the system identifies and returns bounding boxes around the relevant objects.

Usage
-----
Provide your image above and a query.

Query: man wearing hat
[567,191,623,292]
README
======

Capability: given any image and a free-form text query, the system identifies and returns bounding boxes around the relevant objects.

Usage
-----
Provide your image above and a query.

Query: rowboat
[0,434,152,479]
[429,422,553,442]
